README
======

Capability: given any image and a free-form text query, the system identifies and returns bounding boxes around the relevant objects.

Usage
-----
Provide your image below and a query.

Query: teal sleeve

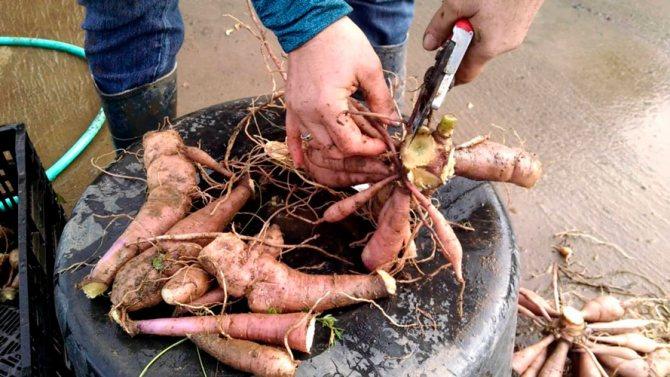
[250,0,352,52]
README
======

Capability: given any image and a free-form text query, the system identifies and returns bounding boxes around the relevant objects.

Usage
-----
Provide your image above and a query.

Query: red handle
[454,18,473,34]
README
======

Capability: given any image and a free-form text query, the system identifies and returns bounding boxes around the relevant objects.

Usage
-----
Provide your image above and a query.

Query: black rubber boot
[353,41,408,113]
[373,40,407,111]
[97,66,177,151]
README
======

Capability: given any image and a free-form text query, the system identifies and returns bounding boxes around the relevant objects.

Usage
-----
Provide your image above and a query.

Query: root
[554,230,633,260]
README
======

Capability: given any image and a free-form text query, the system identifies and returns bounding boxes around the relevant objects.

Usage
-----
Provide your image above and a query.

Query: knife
[407,19,474,135]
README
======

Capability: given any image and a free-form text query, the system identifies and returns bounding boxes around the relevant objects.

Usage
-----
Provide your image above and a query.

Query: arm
[250,0,352,53]
[251,1,397,184]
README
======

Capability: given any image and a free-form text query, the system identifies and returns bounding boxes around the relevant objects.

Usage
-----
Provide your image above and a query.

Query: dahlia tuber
[161,265,211,305]
[512,335,556,374]
[129,312,315,353]
[110,180,253,312]
[361,185,411,271]
[192,335,297,377]
[81,130,201,298]
[198,228,397,313]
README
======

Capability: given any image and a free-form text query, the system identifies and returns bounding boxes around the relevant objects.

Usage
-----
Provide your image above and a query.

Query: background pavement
[2,0,669,297]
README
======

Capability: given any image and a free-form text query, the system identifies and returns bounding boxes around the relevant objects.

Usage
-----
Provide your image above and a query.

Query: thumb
[423,2,480,51]
[423,7,461,51]
[357,60,397,119]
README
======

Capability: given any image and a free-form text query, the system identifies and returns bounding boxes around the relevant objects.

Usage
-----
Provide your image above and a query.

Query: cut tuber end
[110,308,137,336]
[376,270,397,295]
[562,306,585,326]
[561,306,585,338]
[401,129,438,170]
[408,168,442,189]
[0,288,16,302]
[82,282,108,299]
[304,315,316,353]
[401,125,454,190]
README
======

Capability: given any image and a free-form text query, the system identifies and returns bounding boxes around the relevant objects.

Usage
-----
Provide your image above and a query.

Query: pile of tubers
[79,103,544,376]
[515,288,670,376]
[79,130,397,377]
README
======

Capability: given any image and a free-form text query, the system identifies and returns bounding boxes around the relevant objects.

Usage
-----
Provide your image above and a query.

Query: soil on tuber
[191,335,298,377]
[110,180,253,312]
[81,130,222,298]
[198,227,397,313]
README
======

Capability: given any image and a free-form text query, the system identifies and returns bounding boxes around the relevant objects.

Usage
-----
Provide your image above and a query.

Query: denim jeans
[80,0,414,95]
[347,0,414,47]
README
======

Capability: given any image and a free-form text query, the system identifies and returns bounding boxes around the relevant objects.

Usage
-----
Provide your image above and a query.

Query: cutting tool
[407,19,474,135]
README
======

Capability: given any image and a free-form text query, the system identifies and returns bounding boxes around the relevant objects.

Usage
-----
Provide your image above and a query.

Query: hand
[301,100,395,188]
[285,17,397,172]
[301,147,395,188]
[423,0,544,84]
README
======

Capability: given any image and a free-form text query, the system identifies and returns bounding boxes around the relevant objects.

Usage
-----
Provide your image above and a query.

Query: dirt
[1,0,669,296]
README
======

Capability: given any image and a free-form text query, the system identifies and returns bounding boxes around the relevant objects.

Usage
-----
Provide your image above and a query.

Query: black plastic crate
[0,124,70,376]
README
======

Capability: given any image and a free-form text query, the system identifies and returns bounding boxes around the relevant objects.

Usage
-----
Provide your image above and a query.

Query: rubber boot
[373,40,407,112]
[97,66,177,151]
[353,41,408,113]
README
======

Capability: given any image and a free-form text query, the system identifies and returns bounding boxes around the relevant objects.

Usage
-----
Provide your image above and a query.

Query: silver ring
[300,132,312,142]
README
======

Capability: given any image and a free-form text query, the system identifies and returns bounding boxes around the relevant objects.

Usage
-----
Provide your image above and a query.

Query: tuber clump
[110,180,253,312]
[515,288,670,377]
[79,97,545,376]
[80,130,234,298]
[198,228,397,313]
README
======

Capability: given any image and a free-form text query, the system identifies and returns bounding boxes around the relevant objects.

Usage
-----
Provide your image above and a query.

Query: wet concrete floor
[1,0,669,295]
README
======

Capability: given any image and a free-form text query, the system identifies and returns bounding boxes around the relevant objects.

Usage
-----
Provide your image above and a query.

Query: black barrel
[55,97,519,376]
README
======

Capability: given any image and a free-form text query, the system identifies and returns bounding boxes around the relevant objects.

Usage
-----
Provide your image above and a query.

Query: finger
[321,110,387,157]
[423,7,460,51]
[305,148,394,176]
[285,110,304,168]
[297,115,348,159]
[296,111,335,149]
[299,117,335,151]
[351,112,384,140]
[356,60,397,119]
[303,153,388,188]
[423,4,478,51]
[347,99,384,140]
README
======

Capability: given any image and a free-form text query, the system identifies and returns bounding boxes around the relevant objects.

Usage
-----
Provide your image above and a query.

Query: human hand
[285,17,397,175]
[423,0,544,84]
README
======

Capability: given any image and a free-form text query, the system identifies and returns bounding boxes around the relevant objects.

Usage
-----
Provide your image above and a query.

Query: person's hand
[423,0,544,84]
[285,17,397,174]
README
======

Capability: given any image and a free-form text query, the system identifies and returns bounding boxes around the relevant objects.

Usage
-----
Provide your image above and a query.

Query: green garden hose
[0,36,105,211]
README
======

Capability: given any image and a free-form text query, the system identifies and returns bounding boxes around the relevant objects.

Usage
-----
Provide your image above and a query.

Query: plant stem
[139,338,188,377]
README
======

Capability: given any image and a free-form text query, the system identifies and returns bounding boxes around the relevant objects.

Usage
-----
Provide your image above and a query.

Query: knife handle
[454,19,474,34]
[430,18,474,110]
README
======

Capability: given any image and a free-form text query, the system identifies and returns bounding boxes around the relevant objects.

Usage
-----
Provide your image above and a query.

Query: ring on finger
[300,131,313,142]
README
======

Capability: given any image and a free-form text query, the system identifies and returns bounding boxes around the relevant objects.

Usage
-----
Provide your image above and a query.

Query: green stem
[139,338,188,377]
[196,345,208,377]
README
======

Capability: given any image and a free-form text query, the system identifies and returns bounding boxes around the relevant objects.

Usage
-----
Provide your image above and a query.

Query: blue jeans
[80,0,414,95]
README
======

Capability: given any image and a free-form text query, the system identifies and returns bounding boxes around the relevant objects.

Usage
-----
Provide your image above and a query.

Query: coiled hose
[0,37,105,211]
